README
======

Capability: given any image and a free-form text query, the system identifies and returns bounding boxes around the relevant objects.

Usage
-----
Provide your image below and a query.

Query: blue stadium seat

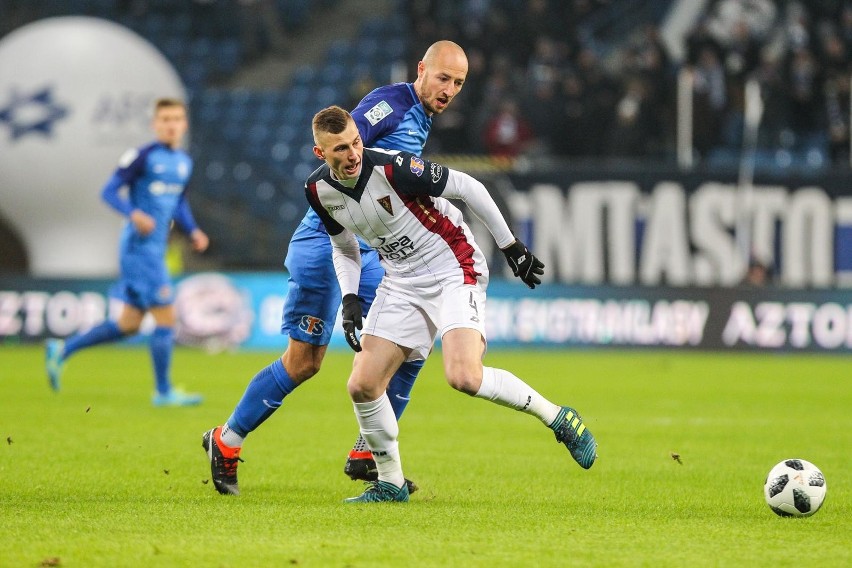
[248,180,280,220]
[314,86,340,109]
[160,36,187,66]
[215,40,242,76]
[354,38,380,59]
[173,12,192,35]
[189,38,213,60]
[270,142,292,163]
[291,66,316,86]
[326,39,352,64]
[384,38,406,60]
[360,17,385,36]
[287,85,312,107]
[274,124,299,143]
[182,62,209,92]
[320,63,347,86]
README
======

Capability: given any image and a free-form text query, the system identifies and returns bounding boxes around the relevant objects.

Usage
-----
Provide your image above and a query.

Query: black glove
[501,240,544,289]
[341,293,363,352]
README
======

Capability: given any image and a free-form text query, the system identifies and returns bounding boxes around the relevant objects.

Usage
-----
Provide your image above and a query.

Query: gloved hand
[501,240,545,289]
[341,293,363,352]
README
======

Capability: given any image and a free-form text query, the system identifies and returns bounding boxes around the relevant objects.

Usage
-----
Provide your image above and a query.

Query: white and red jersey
[305,149,516,296]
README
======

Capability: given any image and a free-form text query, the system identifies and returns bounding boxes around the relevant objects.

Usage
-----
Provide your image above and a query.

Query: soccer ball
[763,459,827,517]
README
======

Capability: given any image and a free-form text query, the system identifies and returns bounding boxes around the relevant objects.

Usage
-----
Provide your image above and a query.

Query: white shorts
[363,275,487,361]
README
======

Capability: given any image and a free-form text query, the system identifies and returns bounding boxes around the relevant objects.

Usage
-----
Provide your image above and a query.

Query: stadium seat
[326,40,351,64]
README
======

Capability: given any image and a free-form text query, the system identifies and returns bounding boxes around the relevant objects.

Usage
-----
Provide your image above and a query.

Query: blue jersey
[110,142,195,261]
[300,82,431,231]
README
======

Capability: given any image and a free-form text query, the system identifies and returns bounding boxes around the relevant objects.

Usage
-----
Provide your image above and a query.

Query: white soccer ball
[764,459,827,517]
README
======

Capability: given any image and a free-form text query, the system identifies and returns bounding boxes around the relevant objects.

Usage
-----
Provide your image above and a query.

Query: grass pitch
[1,345,850,567]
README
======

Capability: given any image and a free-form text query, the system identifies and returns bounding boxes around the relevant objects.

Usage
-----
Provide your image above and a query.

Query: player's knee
[116,321,140,335]
[347,375,382,402]
[444,368,481,395]
[444,357,482,395]
[284,358,320,382]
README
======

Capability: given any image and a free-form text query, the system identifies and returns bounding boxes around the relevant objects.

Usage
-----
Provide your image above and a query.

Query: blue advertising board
[3,273,852,353]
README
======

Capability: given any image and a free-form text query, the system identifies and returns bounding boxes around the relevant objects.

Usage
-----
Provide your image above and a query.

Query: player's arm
[101,147,155,235]
[305,183,363,350]
[351,92,401,146]
[330,229,364,352]
[173,193,208,252]
[391,153,545,288]
[444,170,544,288]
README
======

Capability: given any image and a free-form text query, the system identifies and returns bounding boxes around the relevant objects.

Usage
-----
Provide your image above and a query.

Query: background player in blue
[202,41,469,496]
[45,98,209,407]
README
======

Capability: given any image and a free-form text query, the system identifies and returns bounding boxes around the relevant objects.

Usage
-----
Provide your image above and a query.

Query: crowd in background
[3,0,849,166]
[396,0,851,167]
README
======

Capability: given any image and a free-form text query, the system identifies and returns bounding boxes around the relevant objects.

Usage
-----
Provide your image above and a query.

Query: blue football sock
[150,327,174,395]
[62,320,124,359]
[227,358,297,437]
[386,359,423,419]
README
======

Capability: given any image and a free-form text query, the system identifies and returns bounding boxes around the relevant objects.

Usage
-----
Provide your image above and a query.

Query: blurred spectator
[410,0,850,168]
[575,48,619,156]
[482,99,535,157]
[608,77,657,157]
[521,80,564,155]
[552,72,589,156]
[742,256,773,287]
[825,70,851,165]
[787,47,826,145]
[691,45,728,156]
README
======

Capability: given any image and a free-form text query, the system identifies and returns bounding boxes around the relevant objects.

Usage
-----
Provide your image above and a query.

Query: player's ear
[313,145,324,161]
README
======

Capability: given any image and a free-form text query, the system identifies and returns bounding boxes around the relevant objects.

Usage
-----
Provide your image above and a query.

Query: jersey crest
[377,195,394,215]
[364,100,393,126]
[409,156,425,177]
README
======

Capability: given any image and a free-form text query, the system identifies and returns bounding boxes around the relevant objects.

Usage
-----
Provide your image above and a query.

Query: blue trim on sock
[387,359,423,419]
[150,326,174,395]
[227,358,298,437]
[62,320,123,359]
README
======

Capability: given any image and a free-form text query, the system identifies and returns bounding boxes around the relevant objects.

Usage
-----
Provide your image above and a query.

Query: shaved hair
[312,105,353,144]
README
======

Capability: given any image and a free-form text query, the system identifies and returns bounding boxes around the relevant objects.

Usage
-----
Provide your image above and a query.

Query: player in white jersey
[306,106,598,503]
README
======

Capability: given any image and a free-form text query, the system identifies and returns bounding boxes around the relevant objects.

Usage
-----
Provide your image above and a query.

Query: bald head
[422,40,467,68]
[414,40,468,115]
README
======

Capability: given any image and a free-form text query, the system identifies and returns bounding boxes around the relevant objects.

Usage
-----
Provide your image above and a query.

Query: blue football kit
[47,139,202,403]
[102,142,198,309]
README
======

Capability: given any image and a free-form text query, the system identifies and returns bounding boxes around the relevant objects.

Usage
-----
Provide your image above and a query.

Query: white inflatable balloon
[0,16,185,276]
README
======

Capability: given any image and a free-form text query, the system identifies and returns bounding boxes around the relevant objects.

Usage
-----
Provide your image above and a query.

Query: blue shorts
[110,253,173,310]
[281,222,383,345]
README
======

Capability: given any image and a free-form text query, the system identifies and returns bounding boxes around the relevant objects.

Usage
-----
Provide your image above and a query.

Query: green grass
[2,346,850,567]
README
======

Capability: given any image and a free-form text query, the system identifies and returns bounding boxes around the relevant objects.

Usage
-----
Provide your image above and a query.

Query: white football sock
[353,393,404,488]
[475,366,561,426]
[220,423,245,448]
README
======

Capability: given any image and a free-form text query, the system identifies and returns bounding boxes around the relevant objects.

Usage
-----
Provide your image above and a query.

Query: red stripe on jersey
[397,192,480,284]
[307,181,319,207]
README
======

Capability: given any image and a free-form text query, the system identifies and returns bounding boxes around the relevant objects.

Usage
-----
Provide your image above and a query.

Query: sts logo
[299,315,325,336]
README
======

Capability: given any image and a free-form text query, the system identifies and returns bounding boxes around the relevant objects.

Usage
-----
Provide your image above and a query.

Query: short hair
[312,105,352,141]
[154,97,186,113]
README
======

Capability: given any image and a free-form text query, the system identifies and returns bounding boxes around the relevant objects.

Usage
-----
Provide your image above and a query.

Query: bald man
[203,41,469,496]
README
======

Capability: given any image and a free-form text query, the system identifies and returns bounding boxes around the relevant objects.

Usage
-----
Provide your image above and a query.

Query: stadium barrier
[3,273,852,353]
